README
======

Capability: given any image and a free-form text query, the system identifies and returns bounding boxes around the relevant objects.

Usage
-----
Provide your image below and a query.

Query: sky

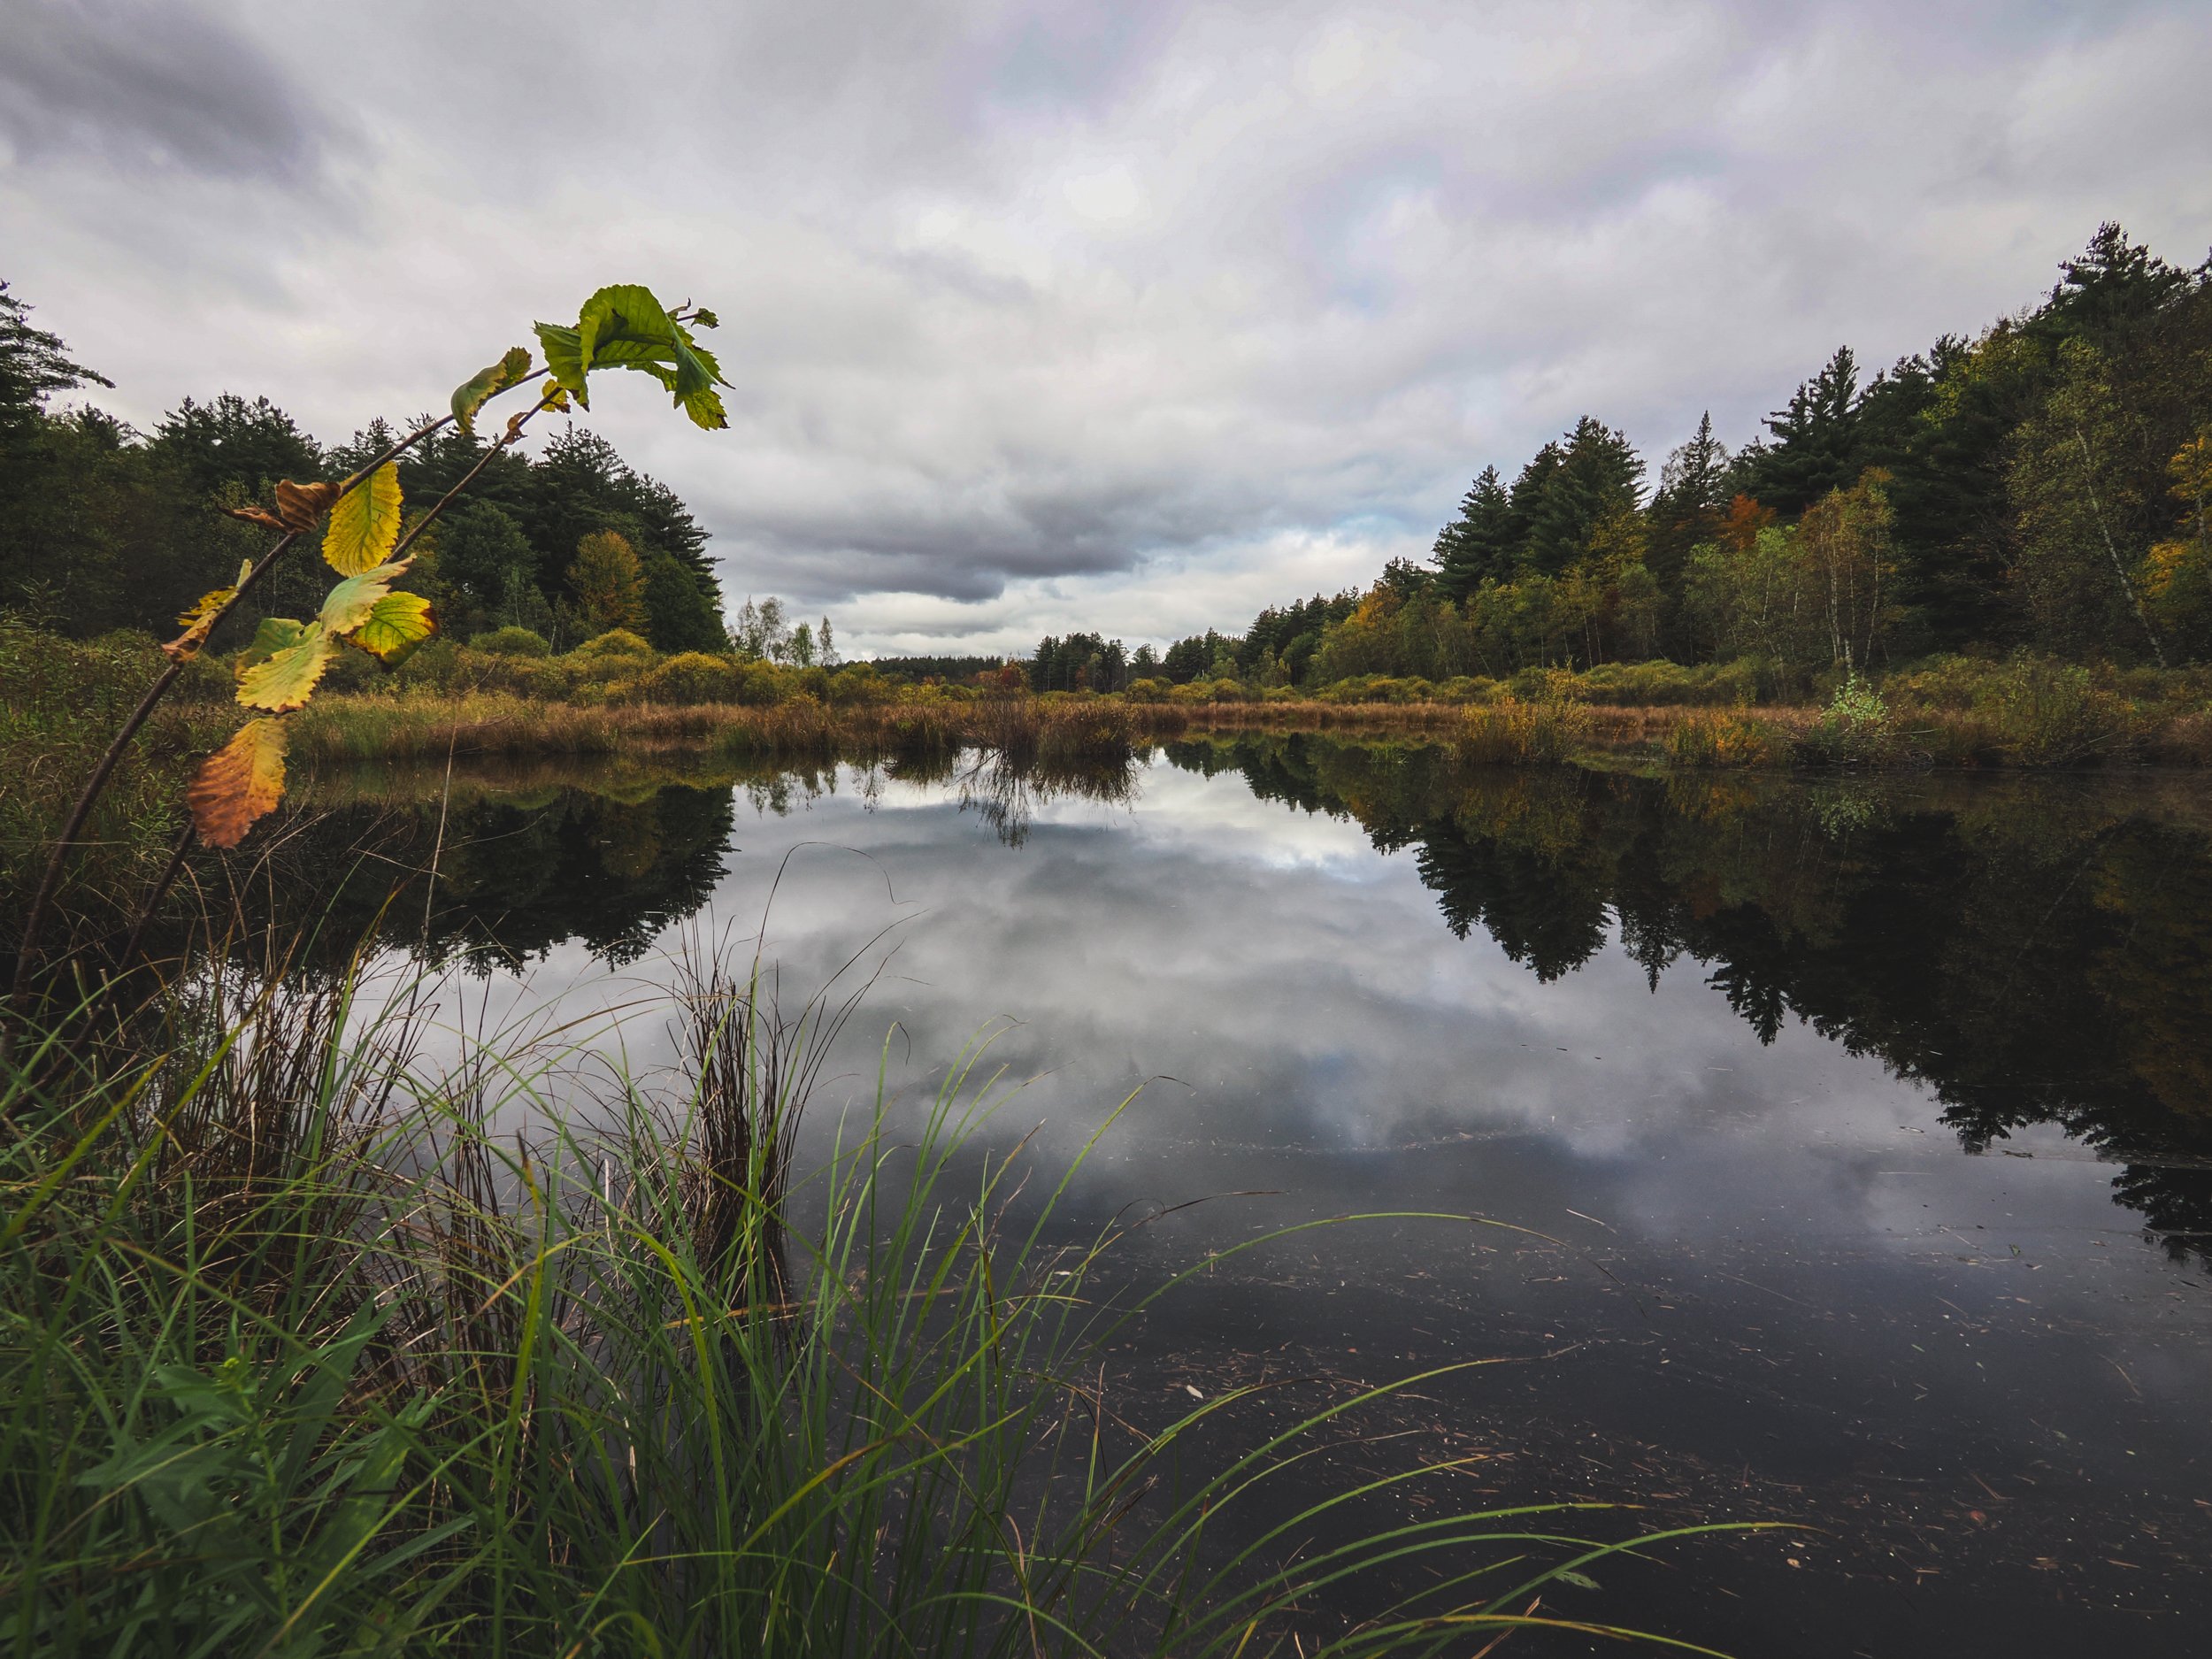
[4,0,2210,659]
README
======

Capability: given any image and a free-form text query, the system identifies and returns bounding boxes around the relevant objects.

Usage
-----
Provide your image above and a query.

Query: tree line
[0,283,733,654]
[1128,224,2212,689]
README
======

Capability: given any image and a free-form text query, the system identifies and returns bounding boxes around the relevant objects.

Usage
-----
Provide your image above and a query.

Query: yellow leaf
[187,718,288,849]
[318,560,408,634]
[164,586,236,660]
[237,624,334,711]
[175,588,235,631]
[323,462,403,575]
[348,592,437,664]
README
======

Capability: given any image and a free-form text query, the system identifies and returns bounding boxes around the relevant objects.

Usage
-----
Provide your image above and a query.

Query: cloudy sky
[5,1,2209,657]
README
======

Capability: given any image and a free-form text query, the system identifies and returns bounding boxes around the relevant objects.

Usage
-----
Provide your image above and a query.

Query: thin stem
[112,820,196,983]
[8,401,484,1016]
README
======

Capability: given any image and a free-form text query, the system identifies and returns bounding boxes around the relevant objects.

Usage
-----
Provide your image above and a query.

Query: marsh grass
[0,623,234,956]
[1,935,1755,1657]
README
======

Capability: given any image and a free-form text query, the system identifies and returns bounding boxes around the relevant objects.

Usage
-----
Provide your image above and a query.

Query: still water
[304,740,2212,1655]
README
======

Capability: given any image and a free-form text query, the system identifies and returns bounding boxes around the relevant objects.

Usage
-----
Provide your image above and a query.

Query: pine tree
[1433,465,1516,600]
[1740,346,1864,514]
[1646,412,1732,644]
[1522,418,1643,576]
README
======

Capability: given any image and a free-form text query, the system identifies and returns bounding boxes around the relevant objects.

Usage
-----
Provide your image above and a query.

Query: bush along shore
[279,634,2212,772]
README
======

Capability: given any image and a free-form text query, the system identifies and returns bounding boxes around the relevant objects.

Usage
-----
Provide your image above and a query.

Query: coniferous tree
[1740,346,1864,515]
[1647,412,1731,630]
[1432,465,1516,600]
[1522,418,1643,576]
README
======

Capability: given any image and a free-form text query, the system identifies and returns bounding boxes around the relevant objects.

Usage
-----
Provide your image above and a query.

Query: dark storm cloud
[6,0,2210,649]
[0,0,333,182]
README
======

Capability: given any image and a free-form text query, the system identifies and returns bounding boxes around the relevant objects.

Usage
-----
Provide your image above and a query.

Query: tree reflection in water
[1169,735,2212,1261]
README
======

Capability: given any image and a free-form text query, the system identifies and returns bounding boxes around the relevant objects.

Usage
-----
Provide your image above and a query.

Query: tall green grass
[1,946,1749,1656]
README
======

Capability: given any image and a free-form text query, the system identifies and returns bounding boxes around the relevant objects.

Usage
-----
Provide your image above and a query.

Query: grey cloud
[0,0,334,182]
[8,0,2211,640]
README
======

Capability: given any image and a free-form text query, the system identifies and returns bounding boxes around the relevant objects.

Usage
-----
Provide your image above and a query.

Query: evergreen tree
[151,393,326,500]
[1647,411,1731,623]
[1521,418,1643,576]
[1740,346,1864,514]
[1432,465,1516,600]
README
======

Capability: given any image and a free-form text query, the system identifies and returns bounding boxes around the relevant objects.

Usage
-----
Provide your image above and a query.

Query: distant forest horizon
[1006,222,2212,695]
[6,223,2209,700]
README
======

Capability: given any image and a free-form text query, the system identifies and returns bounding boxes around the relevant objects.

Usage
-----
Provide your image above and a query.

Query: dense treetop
[0,298,727,654]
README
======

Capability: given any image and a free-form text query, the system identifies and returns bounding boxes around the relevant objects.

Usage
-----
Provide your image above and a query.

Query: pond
[280,740,2212,1655]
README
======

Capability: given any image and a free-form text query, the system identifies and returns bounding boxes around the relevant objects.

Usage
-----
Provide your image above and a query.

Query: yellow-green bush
[1665,710,1792,769]
[570,629,656,664]
[1458,697,1594,764]
[635,651,744,704]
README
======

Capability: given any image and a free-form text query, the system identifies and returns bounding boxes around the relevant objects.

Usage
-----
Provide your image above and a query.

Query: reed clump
[1664,709,1797,770]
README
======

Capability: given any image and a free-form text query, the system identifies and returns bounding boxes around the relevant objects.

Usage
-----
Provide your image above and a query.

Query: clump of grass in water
[1,945,1759,1655]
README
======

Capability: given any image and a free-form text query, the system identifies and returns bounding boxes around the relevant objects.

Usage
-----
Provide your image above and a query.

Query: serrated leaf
[535,284,731,431]
[239,616,306,671]
[165,587,236,660]
[274,479,341,532]
[318,560,409,634]
[450,345,534,436]
[691,307,718,329]
[323,463,403,575]
[187,718,288,849]
[348,592,437,664]
[237,625,334,711]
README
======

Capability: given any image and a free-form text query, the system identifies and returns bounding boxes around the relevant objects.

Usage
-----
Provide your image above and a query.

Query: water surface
[294,741,2212,1655]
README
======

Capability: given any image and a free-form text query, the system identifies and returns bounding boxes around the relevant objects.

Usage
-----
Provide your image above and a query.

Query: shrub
[636,650,743,704]
[1665,710,1792,769]
[1459,696,1594,764]
[469,625,553,657]
[1972,657,2136,766]
[826,664,895,706]
[569,628,656,663]
[1801,674,1896,766]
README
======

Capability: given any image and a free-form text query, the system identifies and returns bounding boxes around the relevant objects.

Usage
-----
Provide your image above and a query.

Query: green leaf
[239,616,306,670]
[237,624,334,711]
[450,344,534,435]
[348,592,437,664]
[318,561,407,634]
[534,323,589,410]
[534,284,731,430]
[323,462,403,575]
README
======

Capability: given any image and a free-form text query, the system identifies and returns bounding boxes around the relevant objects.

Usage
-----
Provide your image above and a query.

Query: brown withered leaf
[187,718,288,849]
[226,505,288,531]
[273,479,342,531]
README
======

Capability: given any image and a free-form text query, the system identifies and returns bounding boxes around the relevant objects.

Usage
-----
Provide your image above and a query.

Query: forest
[1101,225,2212,695]
[0,291,731,656]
